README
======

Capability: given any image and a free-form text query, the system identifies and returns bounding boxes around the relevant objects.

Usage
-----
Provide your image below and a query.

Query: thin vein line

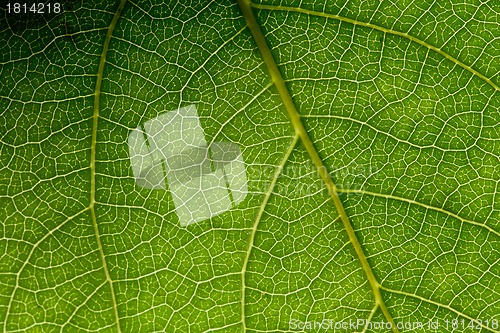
[379,285,500,333]
[90,1,127,332]
[250,3,499,92]
[236,0,399,331]
[3,208,90,331]
[240,134,299,331]
[339,188,500,238]
[61,280,109,329]
[361,304,380,333]
[301,114,474,152]
[209,82,273,146]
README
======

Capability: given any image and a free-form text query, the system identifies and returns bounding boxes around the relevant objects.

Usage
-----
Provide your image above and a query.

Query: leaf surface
[0,0,499,332]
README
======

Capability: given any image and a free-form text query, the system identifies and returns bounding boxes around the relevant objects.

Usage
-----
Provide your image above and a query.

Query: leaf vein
[379,285,500,333]
[338,188,500,237]
[90,0,128,332]
[250,3,499,92]
[241,134,299,331]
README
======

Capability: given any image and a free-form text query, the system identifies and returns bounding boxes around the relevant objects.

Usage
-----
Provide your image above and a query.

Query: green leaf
[1,0,499,332]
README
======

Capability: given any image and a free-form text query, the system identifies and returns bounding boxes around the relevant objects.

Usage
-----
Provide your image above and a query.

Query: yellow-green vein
[241,134,299,331]
[251,3,499,93]
[379,285,500,333]
[236,0,399,331]
[339,189,500,238]
[90,0,127,332]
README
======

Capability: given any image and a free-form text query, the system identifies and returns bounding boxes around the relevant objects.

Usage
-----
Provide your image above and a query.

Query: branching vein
[250,3,500,92]
[236,0,399,331]
[241,134,299,330]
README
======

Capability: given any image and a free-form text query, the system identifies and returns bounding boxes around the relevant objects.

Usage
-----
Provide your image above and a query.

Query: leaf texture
[0,0,499,332]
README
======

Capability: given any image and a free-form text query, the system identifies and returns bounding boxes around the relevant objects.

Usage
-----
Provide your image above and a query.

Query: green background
[0,0,498,332]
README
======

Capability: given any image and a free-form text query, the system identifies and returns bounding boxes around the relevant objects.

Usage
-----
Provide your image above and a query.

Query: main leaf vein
[90,0,128,332]
[237,0,399,331]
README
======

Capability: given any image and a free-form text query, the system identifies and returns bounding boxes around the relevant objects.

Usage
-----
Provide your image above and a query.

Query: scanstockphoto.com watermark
[290,318,425,332]
[248,163,380,198]
[289,318,499,331]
